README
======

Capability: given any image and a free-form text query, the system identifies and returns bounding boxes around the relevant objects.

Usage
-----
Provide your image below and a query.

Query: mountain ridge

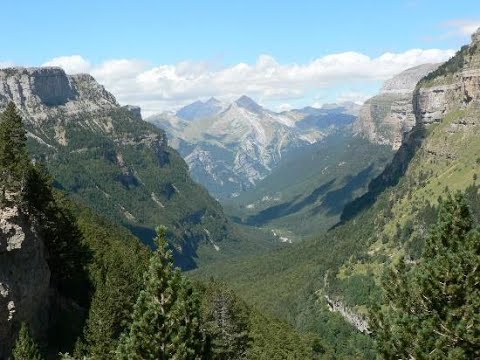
[148,97,357,198]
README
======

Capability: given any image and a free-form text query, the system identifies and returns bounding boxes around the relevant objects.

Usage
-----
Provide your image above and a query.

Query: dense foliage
[116,227,205,359]
[12,324,43,360]
[371,193,480,358]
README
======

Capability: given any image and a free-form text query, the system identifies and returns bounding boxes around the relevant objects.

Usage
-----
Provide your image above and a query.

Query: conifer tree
[202,280,251,359]
[371,192,480,359]
[0,102,30,203]
[12,323,43,360]
[116,226,204,360]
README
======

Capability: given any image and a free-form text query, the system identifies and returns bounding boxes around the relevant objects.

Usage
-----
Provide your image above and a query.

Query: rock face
[0,68,118,126]
[414,33,480,125]
[148,98,357,198]
[354,64,440,149]
[0,204,50,358]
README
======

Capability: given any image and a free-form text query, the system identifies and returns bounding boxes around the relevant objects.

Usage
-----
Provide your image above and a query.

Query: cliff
[0,203,50,358]
[354,64,440,149]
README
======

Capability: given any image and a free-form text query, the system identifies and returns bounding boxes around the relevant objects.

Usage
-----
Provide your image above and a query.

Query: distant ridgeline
[0,67,277,269]
[147,96,359,199]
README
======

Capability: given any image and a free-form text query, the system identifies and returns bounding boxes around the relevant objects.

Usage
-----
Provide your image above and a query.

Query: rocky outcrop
[0,204,50,358]
[324,295,370,333]
[414,28,480,125]
[0,67,118,126]
[354,64,440,149]
[123,105,142,120]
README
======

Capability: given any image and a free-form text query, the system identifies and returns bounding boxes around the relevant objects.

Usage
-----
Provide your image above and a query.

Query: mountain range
[147,96,359,198]
[0,67,277,269]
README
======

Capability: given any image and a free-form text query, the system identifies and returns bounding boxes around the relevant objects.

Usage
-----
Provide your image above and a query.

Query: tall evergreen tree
[0,102,30,203]
[12,323,43,360]
[116,226,205,360]
[201,280,251,359]
[371,192,480,359]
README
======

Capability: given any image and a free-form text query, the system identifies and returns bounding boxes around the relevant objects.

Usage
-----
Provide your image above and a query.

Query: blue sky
[1,0,479,114]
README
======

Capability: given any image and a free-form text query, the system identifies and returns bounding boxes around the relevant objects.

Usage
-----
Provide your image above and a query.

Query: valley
[1,4,479,359]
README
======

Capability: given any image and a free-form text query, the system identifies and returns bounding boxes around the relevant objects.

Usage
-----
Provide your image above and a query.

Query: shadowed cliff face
[0,204,50,359]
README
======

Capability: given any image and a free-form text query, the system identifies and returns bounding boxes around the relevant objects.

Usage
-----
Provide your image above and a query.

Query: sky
[1,0,479,115]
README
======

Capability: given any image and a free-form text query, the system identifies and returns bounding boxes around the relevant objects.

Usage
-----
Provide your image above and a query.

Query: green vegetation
[225,134,393,239]
[116,227,204,359]
[13,324,43,360]
[1,103,318,359]
[372,193,480,358]
[26,107,277,270]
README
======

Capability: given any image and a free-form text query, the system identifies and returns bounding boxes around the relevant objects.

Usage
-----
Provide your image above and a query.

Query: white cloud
[277,103,293,112]
[336,91,373,105]
[443,19,480,37]
[37,48,454,115]
[0,61,14,68]
[42,55,91,74]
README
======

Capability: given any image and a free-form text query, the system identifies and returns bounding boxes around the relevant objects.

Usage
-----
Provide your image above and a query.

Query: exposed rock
[324,295,370,333]
[148,98,356,198]
[472,27,480,45]
[354,64,440,149]
[0,204,50,358]
[414,32,480,125]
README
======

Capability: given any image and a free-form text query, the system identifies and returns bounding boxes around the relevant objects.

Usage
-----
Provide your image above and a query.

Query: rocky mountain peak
[235,95,263,113]
[205,97,221,105]
[0,67,118,125]
[0,67,77,107]
[354,63,441,149]
[176,98,226,121]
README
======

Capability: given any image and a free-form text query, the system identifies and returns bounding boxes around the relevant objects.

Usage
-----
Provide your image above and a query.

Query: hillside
[195,28,480,357]
[148,97,358,198]
[0,67,275,269]
[224,134,393,240]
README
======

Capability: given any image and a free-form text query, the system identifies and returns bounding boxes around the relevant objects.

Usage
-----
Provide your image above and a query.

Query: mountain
[0,67,273,269]
[176,97,227,121]
[354,63,440,149]
[195,29,480,357]
[147,97,357,198]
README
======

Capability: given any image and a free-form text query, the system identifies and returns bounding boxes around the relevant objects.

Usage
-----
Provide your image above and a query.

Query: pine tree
[202,280,251,359]
[0,102,30,203]
[371,192,480,359]
[12,323,43,360]
[116,226,205,360]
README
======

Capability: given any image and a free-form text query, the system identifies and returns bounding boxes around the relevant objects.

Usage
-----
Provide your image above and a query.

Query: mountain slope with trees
[0,67,278,269]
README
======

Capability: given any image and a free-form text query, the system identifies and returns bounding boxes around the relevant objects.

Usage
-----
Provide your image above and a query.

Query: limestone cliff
[354,64,440,149]
[0,204,50,358]
[414,29,480,125]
